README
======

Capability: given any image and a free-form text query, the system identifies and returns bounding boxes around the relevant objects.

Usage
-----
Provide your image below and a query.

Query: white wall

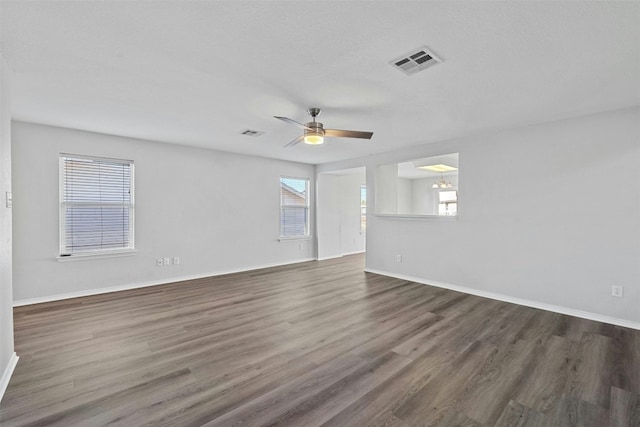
[339,172,366,256]
[317,169,366,260]
[317,174,342,260]
[396,178,412,215]
[0,56,16,400]
[411,178,437,215]
[12,122,315,303]
[319,107,640,327]
[374,163,398,214]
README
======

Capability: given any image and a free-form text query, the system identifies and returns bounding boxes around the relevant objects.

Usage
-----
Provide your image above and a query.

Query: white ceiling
[398,153,459,180]
[1,1,639,165]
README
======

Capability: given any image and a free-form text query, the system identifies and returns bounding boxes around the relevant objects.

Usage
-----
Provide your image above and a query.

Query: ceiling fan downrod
[307,107,321,121]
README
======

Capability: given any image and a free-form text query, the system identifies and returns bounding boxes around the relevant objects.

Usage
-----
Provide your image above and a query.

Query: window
[60,154,134,256]
[360,185,367,233]
[280,177,309,237]
[438,190,457,216]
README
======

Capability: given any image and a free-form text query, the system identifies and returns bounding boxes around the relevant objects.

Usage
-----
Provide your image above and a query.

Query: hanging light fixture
[432,172,453,189]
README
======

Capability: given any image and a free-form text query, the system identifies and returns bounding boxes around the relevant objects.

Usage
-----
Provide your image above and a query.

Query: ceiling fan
[274,108,373,147]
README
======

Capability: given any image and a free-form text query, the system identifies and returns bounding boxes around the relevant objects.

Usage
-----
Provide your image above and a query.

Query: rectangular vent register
[390,46,441,76]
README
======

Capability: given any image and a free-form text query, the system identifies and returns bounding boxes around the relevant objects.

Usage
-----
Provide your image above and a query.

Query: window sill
[57,249,137,262]
[278,236,312,242]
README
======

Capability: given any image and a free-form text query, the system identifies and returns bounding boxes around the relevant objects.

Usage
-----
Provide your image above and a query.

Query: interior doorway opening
[317,167,366,261]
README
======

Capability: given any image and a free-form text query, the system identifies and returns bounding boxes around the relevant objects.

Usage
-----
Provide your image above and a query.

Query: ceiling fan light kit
[275,107,373,148]
[304,132,324,145]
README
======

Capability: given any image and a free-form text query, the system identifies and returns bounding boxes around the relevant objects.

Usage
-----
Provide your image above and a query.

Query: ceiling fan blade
[274,116,311,130]
[324,129,373,139]
[283,135,304,148]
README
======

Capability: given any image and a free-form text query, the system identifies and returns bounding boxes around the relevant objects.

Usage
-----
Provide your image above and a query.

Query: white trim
[57,249,137,262]
[317,251,365,261]
[14,257,317,307]
[278,236,312,242]
[0,352,19,403]
[364,268,640,331]
[60,152,134,164]
[342,250,365,256]
[317,255,343,261]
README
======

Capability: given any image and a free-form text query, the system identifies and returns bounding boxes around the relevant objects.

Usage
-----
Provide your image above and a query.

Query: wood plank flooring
[1,254,639,426]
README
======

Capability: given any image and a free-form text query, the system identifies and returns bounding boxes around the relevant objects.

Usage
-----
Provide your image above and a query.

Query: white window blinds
[280,177,309,237]
[60,155,134,255]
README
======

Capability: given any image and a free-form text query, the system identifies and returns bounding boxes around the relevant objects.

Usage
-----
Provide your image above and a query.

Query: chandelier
[432,173,453,189]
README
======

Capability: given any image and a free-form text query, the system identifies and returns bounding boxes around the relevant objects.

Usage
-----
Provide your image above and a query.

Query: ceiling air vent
[240,129,264,137]
[390,46,441,76]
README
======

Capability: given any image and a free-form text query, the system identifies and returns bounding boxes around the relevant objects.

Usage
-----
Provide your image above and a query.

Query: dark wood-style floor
[1,254,639,426]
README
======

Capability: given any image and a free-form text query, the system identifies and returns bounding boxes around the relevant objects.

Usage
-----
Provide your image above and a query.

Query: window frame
[438,190,458,216]
[279,176,310,239]
[59,153,135,259]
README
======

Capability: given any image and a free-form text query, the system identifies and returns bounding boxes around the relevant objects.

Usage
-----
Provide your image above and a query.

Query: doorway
[317,167,366,260]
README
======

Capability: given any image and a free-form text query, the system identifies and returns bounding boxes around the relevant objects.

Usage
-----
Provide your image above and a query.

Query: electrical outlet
[173,257,180,265]
[298,243,303,250]
[156,258,163,267]
[396,255,402,262]
[611,285,623,298]
[163,257,170,266]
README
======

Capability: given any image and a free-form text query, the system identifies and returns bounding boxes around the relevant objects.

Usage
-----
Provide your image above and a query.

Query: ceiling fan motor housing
[305,121,325,136]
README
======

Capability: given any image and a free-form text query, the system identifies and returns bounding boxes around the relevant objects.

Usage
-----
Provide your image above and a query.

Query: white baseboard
[342,250,366,256]
[317,255,343,261]
[0,352,18,403]
[317,251,365,261]
[365,268,640,331]
[14,258,317,307]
